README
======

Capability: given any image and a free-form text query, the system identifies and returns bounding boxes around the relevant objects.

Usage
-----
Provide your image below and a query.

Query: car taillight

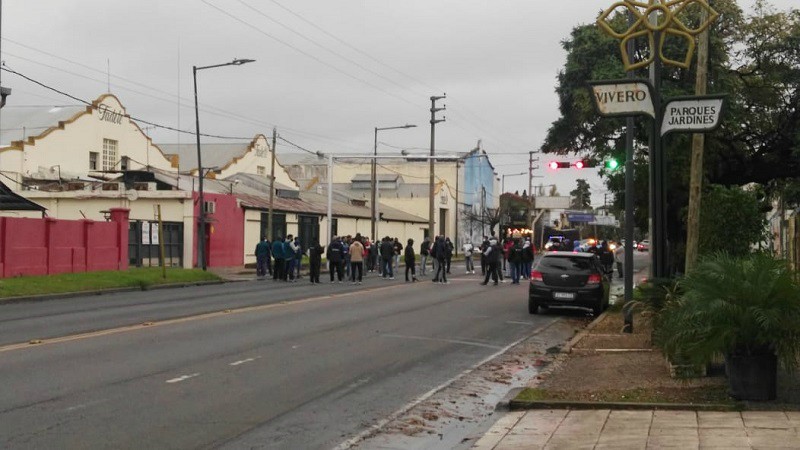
[587,273,602,285]
[531,270,543,282]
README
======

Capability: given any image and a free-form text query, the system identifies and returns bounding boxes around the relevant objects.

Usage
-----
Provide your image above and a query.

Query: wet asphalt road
[0,269,558,449]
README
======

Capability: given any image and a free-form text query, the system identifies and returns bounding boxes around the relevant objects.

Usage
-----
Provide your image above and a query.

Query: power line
[1,66,252,140]
[202,0,419,110]
[2,41,370,150]
[237,0,414,95]
[210,0,533,153]
[277,135,320,155]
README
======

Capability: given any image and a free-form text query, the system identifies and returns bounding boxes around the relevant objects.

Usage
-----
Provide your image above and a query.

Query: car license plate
[553,292,575,300]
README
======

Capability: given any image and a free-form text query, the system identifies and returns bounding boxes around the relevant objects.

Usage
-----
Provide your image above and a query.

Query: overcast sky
[2,0,795,204]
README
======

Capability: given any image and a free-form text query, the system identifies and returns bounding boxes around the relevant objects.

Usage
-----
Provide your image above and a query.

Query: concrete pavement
[472,409,800,449]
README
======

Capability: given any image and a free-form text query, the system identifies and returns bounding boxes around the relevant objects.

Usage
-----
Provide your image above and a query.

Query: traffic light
[548,161,570,169]
[604,158,620,170]
[573,160,596,169]
[574,160,585,169]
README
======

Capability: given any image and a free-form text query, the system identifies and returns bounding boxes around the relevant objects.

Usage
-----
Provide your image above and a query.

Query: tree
[698,185,767,257]
[461,203,503,237]
[540,0,799,273]
[570,179,591,209]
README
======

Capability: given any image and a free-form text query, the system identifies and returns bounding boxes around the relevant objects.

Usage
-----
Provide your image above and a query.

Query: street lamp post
[501,172,526,195]
[372,124,415,241]
[193,58,254,270]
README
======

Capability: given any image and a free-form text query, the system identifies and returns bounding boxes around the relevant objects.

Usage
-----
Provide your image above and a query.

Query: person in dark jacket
[479,236,490,276]
[599,241,614,275]
[272,235,285,281]
[255,236,270,278]
[283,235,295,282]
[308,238,324,284]
[480,238,500,286]
[420,237,431,277]
[380,236,395,279]
[404,238,418,282]
[508,238,524,284]
[433,236,448,283]
[327,237,344,283]
[393,238,403,275]
[522,238,535,280]
[444,237,454,274]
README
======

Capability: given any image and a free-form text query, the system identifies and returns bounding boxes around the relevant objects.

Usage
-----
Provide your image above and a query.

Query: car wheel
[528,298,540,314]
[592,301,603,316]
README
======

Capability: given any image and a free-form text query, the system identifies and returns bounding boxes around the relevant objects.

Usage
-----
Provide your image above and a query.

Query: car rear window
[538,255,595,273]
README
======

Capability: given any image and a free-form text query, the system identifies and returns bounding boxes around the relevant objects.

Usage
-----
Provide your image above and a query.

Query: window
[102,138,118,171]
[257,165,266,176]
[89,151,99,170]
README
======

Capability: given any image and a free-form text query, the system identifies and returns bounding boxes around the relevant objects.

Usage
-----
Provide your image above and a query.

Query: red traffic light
[548,161,571,169]
[574,160,585,169]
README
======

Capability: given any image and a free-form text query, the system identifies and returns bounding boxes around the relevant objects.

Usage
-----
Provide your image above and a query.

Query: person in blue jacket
[272,235,285,281]
[283,234,295,282]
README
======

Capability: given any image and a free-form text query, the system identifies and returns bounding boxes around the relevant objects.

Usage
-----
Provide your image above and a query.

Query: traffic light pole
[623,9,636,332]
[649,30,668,280]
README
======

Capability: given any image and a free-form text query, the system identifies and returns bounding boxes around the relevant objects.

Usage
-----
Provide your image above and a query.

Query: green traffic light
[605,159,619,170]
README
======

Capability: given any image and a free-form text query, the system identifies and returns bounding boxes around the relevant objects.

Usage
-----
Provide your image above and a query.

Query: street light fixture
[371,124,415,240]
[193,58,254,270]
[501,172,526,195]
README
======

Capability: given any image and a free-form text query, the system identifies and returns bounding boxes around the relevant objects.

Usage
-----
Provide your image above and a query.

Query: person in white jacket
[462,241,475,274]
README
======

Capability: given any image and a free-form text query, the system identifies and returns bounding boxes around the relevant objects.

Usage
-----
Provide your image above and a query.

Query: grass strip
[0,268,221,299]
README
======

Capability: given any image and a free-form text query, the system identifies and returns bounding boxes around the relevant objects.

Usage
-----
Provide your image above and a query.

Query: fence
[0,208,129,278]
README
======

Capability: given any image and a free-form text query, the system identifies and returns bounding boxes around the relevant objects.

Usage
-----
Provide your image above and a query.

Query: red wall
[0,208,129,278]
[193,193,244,267]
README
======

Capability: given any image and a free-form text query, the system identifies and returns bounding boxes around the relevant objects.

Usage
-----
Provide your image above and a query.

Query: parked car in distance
[637,240,650,252]
[528,251,610,316]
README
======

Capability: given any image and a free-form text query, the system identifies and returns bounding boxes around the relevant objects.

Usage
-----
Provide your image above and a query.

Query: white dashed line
[229,356,261,366]
[166,373,200,383]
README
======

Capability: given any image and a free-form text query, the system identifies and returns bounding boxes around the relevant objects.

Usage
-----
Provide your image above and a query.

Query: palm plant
[656,252,800,371]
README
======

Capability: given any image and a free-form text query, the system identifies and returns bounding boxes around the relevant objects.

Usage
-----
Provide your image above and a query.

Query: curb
[0,280,227,305]
[561,309,609,354]
[508,399,742,412]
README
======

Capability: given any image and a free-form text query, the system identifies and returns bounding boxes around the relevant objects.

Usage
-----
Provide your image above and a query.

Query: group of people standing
[473,235,536,286]
[255,232,541,287]
[254,235,304,282]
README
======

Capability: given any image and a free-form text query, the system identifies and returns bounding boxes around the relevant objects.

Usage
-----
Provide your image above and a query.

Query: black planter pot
[725,352,777,401]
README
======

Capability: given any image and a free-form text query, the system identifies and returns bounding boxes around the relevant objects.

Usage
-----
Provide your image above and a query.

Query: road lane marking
[0,283,405,354]
[63,398,108,413]
[505,321,536,326]
[166,373,200,383]
[380,333,504,350]
[229,356,261,366]
[334,317,563,450]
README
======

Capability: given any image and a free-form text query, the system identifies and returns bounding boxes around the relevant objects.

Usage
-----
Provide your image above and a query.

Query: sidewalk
[472,409,800,449]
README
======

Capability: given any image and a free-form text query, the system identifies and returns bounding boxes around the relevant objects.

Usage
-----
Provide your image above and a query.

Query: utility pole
[268,127,277,241]
[428,94,446,238]
[685,5,710,273]
[528,151,540,236]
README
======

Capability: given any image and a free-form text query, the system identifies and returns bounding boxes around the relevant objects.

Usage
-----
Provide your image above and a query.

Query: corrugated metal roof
[0,180,46,211]
[150,169,426,223]
[157,143,250,172]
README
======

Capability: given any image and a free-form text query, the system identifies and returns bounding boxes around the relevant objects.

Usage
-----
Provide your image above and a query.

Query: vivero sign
[589,80,655,118]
